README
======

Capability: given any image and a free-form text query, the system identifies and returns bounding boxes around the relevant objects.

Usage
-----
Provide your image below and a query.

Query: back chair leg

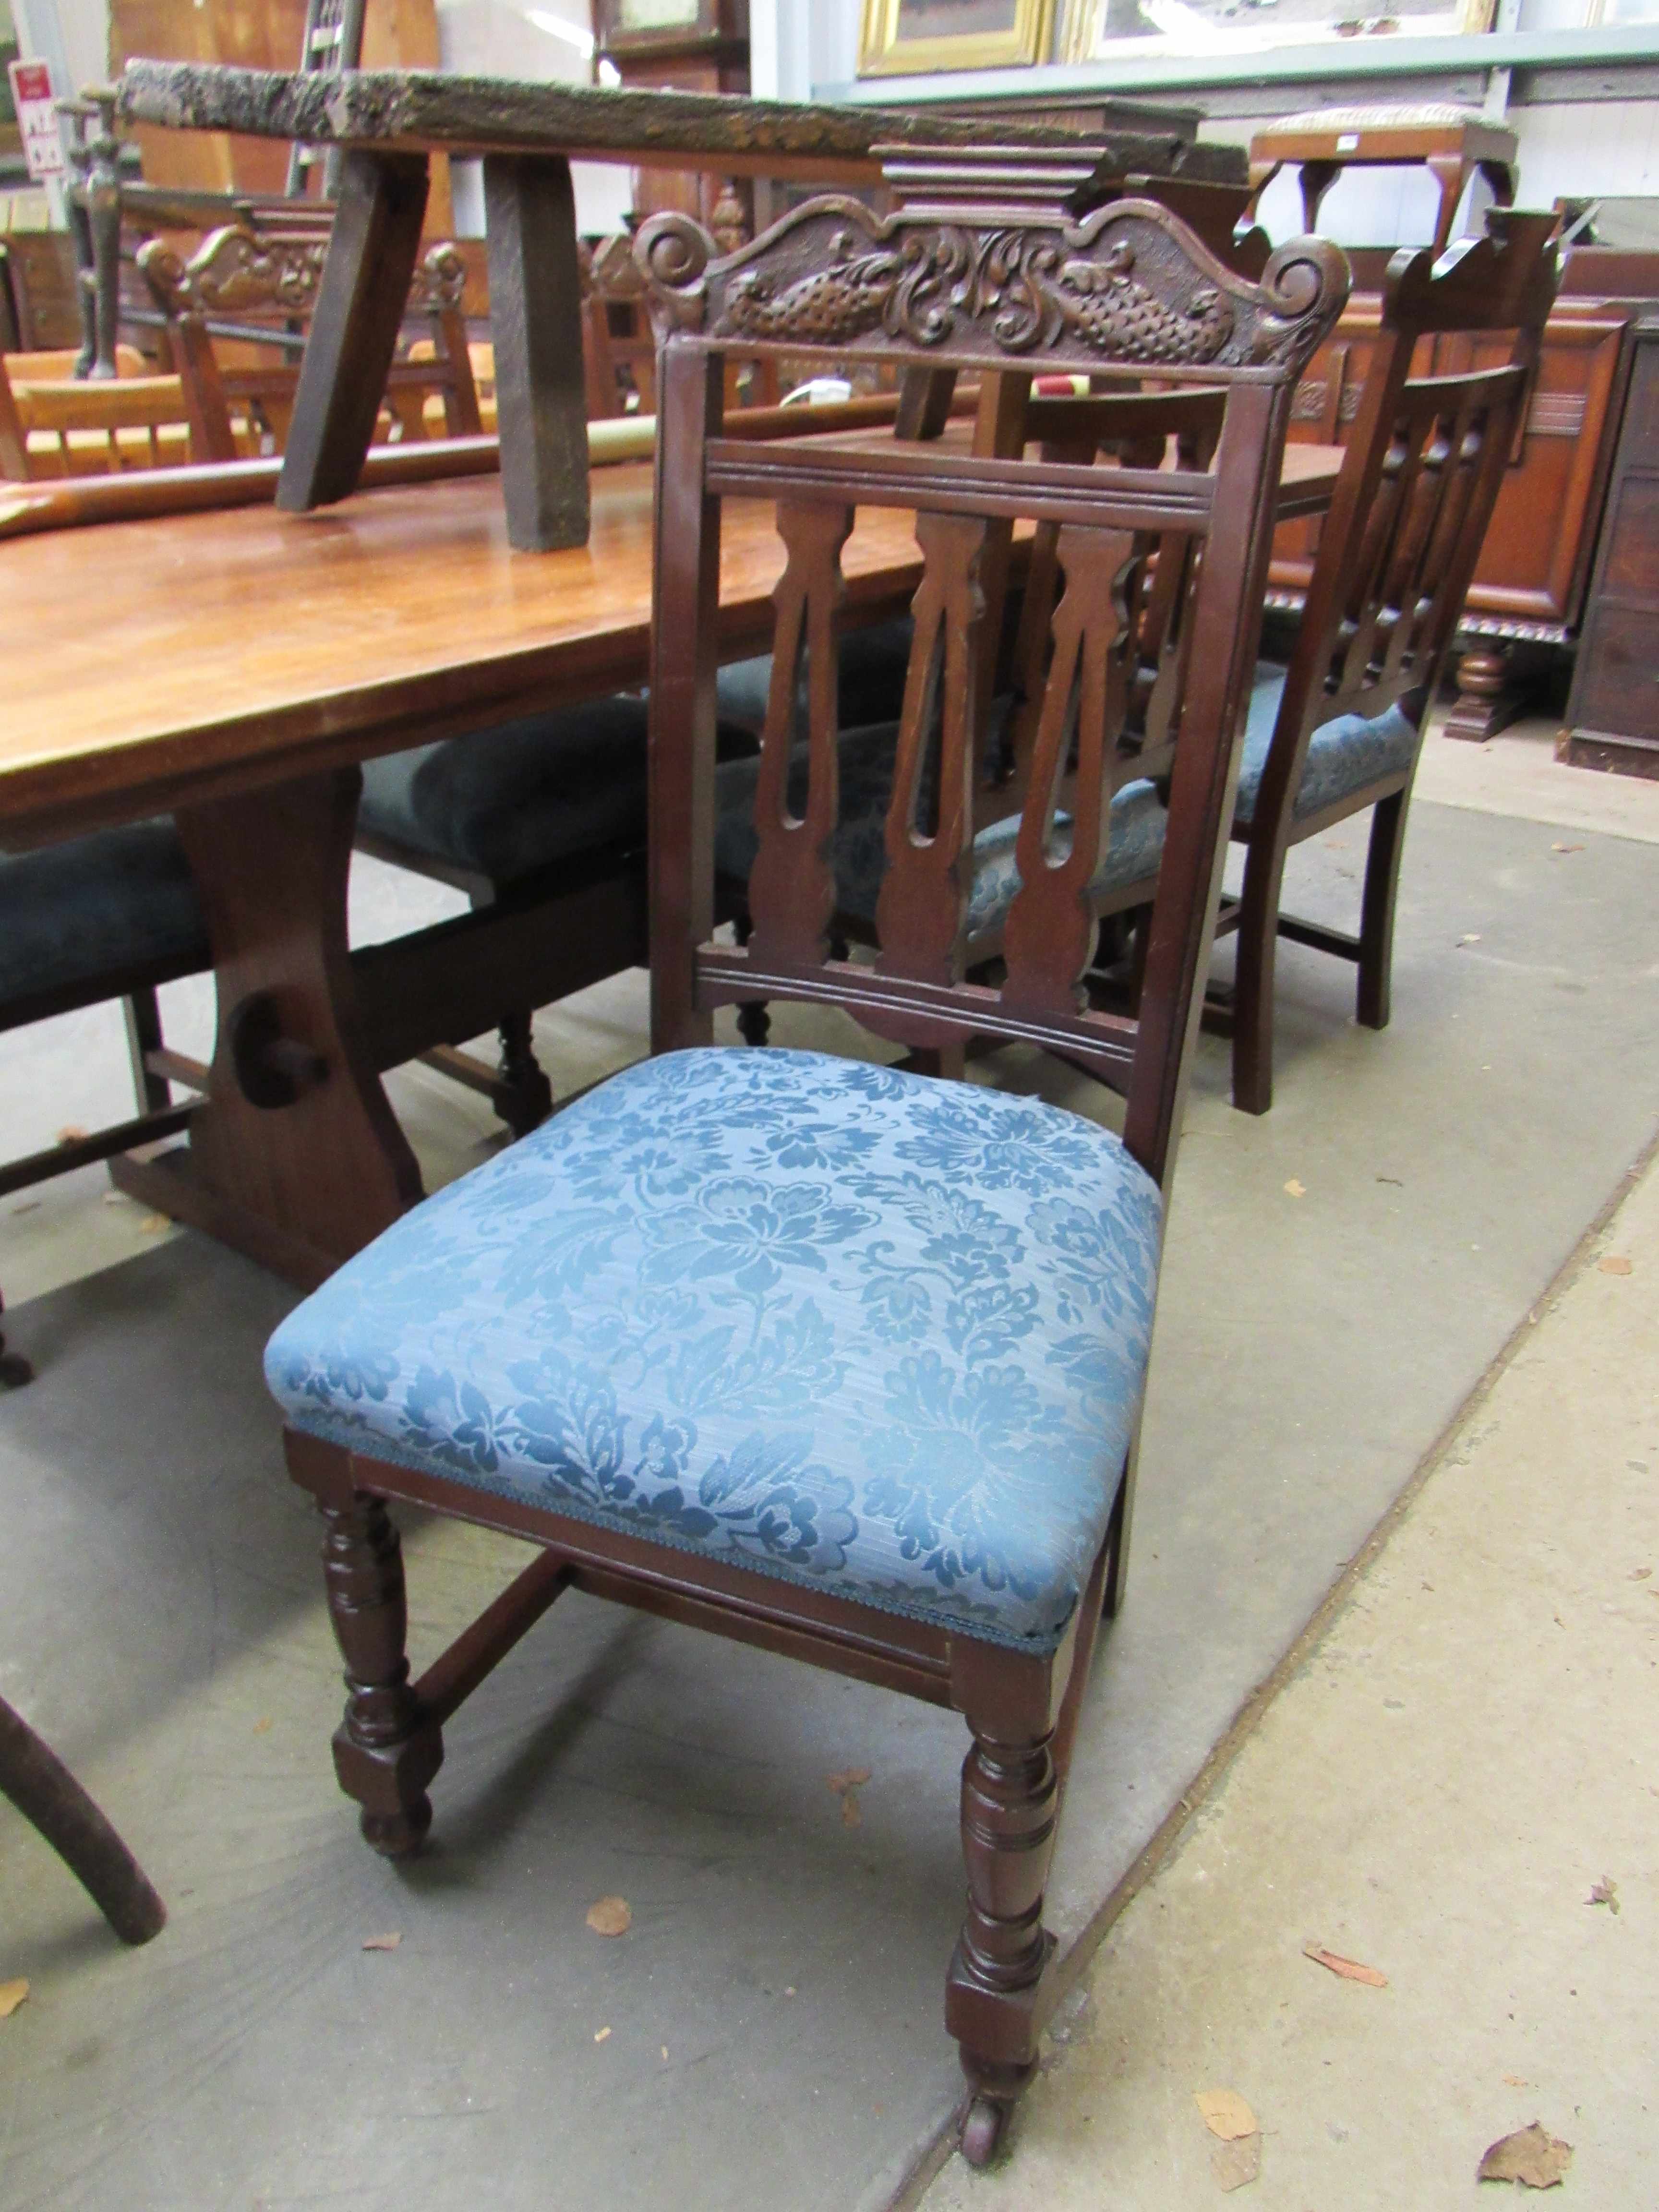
[1357,792,1409,1032]
[316,1489,444,1857]
[122,988,171,1113]
[0,1289,32,1390]
[735,1000,772,1047]
[496,1011,553,1136]
[948,1717,1060,2166]
[1229,840,1288,1117]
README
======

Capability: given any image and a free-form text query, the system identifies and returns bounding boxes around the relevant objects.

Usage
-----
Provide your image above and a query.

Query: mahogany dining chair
[260,186,1345,2163]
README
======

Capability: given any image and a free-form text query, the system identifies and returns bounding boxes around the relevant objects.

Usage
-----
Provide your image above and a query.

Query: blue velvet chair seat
[714,618,917,738]
[0,822,208,1011]
[265,1048,1164,1652]
[714,721,1167,936]
[356,697,659,889]
[357,696,764,890]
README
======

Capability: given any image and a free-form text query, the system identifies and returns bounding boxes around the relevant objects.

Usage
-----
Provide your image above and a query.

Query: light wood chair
[260,189,1344,2165]
[0,355,197,480]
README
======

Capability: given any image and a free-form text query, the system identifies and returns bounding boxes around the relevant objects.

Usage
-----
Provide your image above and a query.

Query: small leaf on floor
[827,1767,871,1794]
[1194,2088,1258,2140]
[594,2026,612,2044]
[1587,1877,1620,1915]
[1283,1178,1306,1198]
[1550,842,1585,854]
[1477,2121,1573,2188]
[1503,2075,1531,2089]
[11,1199,40,1216]
[1630,1567,1652,1581]
[252,1716,273,1734]
[1599,1255,1634,1275]
[361,1932,401,1952]
[586,1897,631,1937]
[1302,1940,1388,1987]
[1460,934,1482,945]
[0,1980,28,2019]
[1212,2132,1262,2191]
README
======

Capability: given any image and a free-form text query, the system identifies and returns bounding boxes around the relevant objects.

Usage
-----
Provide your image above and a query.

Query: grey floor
[2,744,1657,2211]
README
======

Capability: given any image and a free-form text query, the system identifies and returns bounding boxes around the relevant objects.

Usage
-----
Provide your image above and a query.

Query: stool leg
[0,1695,166,1944]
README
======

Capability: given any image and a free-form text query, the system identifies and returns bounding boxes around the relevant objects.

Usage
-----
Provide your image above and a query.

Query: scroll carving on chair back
[641,197,1346,1186]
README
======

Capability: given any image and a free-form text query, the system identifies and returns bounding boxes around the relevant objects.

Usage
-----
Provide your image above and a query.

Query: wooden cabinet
[1561,315,1659,779]
[108,0,453,230]
[1270,245,1658,740]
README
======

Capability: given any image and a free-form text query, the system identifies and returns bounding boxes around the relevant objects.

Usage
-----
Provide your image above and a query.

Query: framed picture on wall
[1058,0,1493,67]
[857,0,1056,76]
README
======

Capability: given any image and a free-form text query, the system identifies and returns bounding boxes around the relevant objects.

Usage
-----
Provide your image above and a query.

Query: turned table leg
[1443,641,1529,743]
[110,769,423,1287]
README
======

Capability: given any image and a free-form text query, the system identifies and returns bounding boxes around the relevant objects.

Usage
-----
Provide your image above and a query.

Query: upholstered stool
[1249,103,1517,253]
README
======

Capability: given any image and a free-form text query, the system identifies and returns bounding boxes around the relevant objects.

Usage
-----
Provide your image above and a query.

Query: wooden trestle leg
[110,769,424,1288]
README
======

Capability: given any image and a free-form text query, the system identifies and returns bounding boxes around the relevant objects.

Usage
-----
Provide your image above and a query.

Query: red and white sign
[8,60,67,184]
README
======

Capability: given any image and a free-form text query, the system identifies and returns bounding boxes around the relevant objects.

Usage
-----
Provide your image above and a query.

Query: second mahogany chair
[260,190,1345,2164]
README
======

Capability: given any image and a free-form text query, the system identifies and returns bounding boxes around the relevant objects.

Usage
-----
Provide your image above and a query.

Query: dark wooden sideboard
[1560,312,1659,779]
[1272,242,1659,741]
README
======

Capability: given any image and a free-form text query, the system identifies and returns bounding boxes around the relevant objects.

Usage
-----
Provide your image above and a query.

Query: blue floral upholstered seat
[1234,662,1420,828]
[264,1047,1163,1653]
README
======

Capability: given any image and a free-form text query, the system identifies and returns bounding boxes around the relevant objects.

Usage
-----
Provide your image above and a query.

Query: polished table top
[2,443,1344,847]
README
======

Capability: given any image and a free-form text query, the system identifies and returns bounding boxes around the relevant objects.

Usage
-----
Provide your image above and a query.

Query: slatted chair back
[640,194,1347,1188]
[0,355,197,480]
[1259,210,1558,829]
[137,227,481,462]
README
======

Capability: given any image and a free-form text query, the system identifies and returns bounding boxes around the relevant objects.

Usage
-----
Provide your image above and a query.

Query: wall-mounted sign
[8,60,66,183]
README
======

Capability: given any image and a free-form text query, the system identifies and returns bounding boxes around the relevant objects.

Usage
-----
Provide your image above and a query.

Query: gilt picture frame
[856,0,1057,77]
[1058,0,1493,68]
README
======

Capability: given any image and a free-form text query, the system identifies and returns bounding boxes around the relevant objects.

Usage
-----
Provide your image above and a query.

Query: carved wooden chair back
[642,195,1346,1188]
[137,227,481,462]
[1263,210,1558,802]
[0,354,196,480]
[1215,209,1560,1113]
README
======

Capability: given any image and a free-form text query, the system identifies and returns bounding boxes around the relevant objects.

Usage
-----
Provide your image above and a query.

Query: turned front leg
[319,1491,443,1857]
[947,1721,1060,2163]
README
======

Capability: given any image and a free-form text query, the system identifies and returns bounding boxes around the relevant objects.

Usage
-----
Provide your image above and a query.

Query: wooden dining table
[1,437,1344,1288]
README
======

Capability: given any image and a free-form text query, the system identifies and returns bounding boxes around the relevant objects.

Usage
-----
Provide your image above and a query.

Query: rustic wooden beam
[116,62,1244,187]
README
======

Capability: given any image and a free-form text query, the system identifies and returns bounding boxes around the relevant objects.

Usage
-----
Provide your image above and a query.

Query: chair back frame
[640,193,1347,1187]
[1252,209,1559,846]
[137,226,481,462]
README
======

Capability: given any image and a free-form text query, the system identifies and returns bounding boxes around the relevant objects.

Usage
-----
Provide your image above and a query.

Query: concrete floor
[2,723,1657,2209]
[920,1128,1659,2212]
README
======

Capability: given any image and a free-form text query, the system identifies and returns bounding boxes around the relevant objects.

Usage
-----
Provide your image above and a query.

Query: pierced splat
[873,510,989,988]
[745,498,854,973]
[1001,524,1142,1020]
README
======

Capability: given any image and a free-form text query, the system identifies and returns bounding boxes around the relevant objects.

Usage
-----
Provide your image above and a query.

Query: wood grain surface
[2,442,1338,846]
[116,64,1245,186]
